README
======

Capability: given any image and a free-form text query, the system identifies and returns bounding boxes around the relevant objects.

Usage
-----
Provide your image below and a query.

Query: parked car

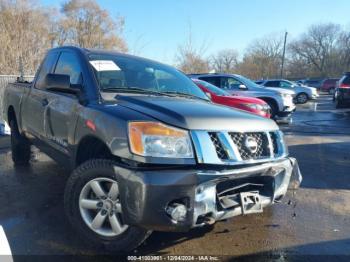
[334,72,350,108]
[193,79,271,118]
[2,46,302,252]
[302,79,323,90]
[259,79,318,104]
[189,73,296,119]
[320,78,339,94]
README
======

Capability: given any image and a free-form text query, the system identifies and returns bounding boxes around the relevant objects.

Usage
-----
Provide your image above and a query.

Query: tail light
[340,83,350,88]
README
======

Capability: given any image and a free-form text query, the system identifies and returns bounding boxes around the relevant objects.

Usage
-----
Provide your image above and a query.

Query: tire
[10,119,31,166]
[296,93,308,104]
[335,99,344,109]
[64,159,151,253]
[264,100,278,119]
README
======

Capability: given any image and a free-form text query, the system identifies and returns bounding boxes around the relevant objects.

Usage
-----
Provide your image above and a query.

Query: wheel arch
[75,135,114,167]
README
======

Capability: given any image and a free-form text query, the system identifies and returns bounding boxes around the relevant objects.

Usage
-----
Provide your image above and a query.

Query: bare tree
[236,34,284,79]
[0,0,54,74]
[57,0,127,51]
[289,23,341,77]
[210,49,239,73]
[175,26,209,73]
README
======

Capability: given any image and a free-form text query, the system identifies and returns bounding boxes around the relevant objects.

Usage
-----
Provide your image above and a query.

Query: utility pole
[280,31,288,79]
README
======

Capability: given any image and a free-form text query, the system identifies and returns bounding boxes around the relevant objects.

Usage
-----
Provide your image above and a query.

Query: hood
[116,95,278,132]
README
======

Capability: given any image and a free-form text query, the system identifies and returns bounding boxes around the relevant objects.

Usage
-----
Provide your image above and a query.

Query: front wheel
[296,93,308,104]
[64,159,151,253]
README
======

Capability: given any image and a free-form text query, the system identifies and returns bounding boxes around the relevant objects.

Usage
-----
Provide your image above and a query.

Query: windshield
[194,80,230,96]
[89,54,208,100]
[234,74,264,89]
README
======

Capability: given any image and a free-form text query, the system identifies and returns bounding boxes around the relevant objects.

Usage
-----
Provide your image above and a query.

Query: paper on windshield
[89,60,121,71]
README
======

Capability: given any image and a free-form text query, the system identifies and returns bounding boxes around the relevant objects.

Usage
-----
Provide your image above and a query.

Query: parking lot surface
[0,95,349,260]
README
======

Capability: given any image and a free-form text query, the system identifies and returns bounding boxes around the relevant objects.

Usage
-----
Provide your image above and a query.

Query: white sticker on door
[89,60,121,71]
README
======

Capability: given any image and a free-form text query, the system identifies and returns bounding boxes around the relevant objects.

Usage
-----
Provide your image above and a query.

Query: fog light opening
[166,202,187,223]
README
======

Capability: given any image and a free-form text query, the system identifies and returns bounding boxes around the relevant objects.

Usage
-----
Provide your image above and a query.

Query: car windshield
[194,80,229,96]
[234,74,263,88]
[88,54,209,100]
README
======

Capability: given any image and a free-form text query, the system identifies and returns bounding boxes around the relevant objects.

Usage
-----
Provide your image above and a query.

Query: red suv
[320,78,339,94]
[193,79,271,118]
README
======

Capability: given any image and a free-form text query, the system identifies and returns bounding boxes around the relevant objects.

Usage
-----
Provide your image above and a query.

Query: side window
[198,77,220,87]
[54,52,83,85]
[264,81,280,87]
[280,81,292,88]
[221,77,241,90]
[34,52,59,89]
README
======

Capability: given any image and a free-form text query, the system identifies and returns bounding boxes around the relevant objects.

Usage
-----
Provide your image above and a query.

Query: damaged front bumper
[115,157,302,232]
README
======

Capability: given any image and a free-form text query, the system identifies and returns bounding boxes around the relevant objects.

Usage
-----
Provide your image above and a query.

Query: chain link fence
[0,75,34,134]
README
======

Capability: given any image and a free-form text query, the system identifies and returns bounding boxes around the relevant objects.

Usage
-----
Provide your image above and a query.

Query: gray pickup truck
[2,46,302,252]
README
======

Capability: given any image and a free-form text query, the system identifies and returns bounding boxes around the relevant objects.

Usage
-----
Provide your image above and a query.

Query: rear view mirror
[239,84,247,89]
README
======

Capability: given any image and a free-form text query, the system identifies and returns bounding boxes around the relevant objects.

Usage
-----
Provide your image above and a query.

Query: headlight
[281,93,292,99]
[128,122,194,158]
[241,103,263,111]
[241,103,270,112]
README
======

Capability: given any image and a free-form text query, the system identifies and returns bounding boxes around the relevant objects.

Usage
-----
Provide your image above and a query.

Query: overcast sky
[41,0,350,64]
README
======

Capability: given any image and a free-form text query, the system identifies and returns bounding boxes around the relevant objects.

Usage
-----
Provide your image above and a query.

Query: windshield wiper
[162,91,209,101]
[102,87,174,97]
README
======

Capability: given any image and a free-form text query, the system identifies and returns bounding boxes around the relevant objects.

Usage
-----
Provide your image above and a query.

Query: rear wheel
[335,99,344,109]
[64,159,151,253]
[10,120,31,166]
[296,93,308,104]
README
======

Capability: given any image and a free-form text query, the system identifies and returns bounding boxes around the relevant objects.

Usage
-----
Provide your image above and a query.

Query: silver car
[259,79,319,104]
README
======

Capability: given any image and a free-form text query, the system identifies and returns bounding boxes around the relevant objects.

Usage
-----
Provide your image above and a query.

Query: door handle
[41,99,49,107]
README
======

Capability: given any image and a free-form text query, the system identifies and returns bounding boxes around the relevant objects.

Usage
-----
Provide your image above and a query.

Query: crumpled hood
[116,95,278,132]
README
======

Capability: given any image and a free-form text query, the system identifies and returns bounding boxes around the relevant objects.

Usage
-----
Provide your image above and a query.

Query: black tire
[335,99,344,109]
[264,100,278,119]
[296,92,308,104]
[10,119,31,166]
[64,159,151,253]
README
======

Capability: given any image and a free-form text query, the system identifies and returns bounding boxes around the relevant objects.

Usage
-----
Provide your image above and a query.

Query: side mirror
[44,73,80,95]
[205,92,212,99]
[239,84,247,90]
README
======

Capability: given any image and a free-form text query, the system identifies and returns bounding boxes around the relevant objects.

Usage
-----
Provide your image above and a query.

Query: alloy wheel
[79,177,128,237]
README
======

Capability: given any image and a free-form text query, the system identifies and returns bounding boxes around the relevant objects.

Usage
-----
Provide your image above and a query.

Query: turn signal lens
[128,122,194,158]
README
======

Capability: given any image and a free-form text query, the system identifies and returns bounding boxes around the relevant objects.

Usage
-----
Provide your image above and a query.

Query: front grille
[209,133,229,159]
[191,130,285,165]
[229,132,270,160]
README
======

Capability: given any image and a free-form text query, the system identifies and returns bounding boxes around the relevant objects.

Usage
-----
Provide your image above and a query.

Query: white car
[259,79,318,104]
[189,73,296,120]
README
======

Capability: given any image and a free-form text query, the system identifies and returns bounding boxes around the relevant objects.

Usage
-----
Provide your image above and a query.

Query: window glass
[264,81,280,87]
[221,77,242,89]
[342,76,350,85]
[198,77,221,87]
[34,52,58,89]
[194,80,229,96]
[280,81,292,88]
[89,54,208,100]
[55,52,83,85]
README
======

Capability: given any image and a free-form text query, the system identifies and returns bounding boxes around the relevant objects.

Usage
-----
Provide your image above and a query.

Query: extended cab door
[21,52,59,140]
[43,51,83,155]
